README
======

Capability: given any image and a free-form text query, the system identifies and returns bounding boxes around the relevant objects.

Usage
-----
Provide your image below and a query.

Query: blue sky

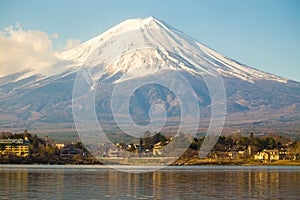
[1,0,300,81]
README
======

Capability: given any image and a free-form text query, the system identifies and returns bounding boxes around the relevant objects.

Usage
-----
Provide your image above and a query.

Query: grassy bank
[173,158,300,166]
[242,160,300,166]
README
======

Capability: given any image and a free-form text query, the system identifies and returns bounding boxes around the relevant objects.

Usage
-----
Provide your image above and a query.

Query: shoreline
[173,158,300,166]
[1,159,300,166]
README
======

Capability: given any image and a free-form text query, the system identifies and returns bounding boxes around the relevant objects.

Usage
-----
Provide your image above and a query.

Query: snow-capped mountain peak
[56,16,164,64]
[56,17,287,83]
[1,17,299,132]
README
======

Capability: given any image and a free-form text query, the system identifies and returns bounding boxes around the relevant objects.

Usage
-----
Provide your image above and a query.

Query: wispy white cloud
[51,33,59,39]
[65,38,81,50]
[0,23,83,78]
[0,23,61,77]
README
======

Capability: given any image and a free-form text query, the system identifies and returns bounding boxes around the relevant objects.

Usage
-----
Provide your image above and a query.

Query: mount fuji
[0,17,299,132]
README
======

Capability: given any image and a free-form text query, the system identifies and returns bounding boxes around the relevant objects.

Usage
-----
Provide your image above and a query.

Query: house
[60,146,82,157]
[210,151,238,159]
[0,137,30,157]
[254,149,280,161]
[238,146,253,158]
[55,143,65,149]
[108,147,120,158]
[43,137,54,147]
[226,151,238,159]
[278,149,291,160]
[153,142,162,156]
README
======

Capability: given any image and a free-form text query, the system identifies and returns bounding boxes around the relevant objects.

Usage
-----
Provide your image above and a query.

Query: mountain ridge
[0,17,299,132]
[57,16,287,83]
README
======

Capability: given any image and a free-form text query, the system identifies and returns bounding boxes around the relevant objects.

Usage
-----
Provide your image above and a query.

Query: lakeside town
[0,130,300,165]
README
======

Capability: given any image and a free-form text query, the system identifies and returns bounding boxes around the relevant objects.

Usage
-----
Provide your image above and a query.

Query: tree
[225,136,234,149]
[250,132,254,145]
[266,137,276,149]
[142,131,167,150]
[32,134,39,149]
[238,136,250,147]
[291,141,300,160]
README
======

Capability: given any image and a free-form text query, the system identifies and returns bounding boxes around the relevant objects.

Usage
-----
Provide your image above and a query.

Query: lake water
[0,165,299,199]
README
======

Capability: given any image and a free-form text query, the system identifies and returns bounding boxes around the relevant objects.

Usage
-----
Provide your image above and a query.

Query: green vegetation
[1,130,299,166]
[175,132,300,165]
[0,131,100,164]
[189,133,285,152]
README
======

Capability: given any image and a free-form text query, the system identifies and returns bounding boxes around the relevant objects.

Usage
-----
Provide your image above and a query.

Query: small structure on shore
[60,145,82,158]
[153,142,162,156]
[254,149,289,161]
[0,137,30,157]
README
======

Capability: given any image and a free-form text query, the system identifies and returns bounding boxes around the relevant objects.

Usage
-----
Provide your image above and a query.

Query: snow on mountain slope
[1,17,299,131]
[57,16,287,83]
[0,16,290,103]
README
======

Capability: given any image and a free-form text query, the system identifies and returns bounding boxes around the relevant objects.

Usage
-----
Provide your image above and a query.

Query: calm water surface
[0,165,299,199]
